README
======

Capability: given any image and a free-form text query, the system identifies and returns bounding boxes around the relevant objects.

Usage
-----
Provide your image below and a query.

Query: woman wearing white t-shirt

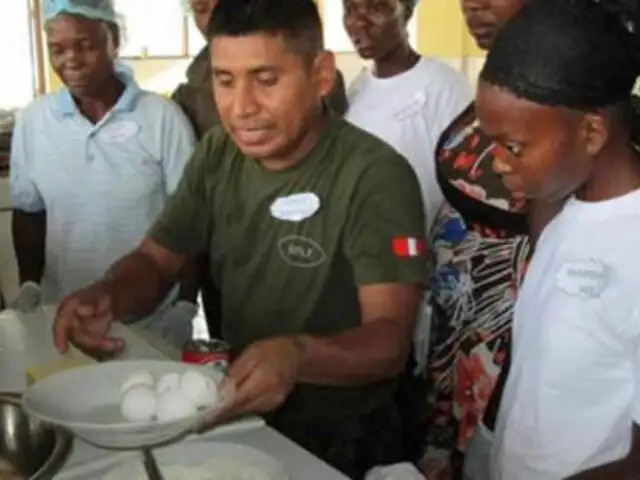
[476,0,640,478]
[342,0,471,464]
[343,0,472,230]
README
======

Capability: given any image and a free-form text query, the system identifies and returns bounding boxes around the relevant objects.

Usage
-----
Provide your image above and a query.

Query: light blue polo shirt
[10,69,196,306]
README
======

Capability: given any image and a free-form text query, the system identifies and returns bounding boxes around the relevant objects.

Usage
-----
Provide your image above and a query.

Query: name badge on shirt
[99,121,139,144]
[556,259,610,298]
[393,92,427,121]
[270,192,320,222]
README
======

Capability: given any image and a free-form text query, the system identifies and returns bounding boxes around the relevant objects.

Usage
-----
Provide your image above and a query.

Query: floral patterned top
[423,104,532,456]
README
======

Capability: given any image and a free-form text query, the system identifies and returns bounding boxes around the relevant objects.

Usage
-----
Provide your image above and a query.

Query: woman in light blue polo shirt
[9,0,197,347]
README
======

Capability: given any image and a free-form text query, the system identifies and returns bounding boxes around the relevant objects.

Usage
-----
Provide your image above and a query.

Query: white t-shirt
[345,57,472,230]
[492,190,640,479]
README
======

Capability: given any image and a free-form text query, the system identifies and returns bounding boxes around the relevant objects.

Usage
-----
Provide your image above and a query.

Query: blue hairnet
[43,0,116,24]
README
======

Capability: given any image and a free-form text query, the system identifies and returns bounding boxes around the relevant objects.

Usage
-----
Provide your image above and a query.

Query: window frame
[114,1,192,60]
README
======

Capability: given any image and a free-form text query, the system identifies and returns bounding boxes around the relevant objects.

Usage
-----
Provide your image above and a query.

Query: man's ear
[312,50,337,99]
[581,111,609,157]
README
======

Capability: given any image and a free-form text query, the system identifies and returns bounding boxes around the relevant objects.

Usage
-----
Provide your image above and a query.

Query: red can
[182,339,230,372]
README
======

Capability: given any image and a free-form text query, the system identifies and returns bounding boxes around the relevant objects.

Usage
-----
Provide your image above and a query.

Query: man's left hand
[224,336,304,417]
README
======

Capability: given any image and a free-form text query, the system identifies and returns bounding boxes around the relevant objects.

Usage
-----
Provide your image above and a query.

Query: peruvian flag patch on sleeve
[392,236,425,258]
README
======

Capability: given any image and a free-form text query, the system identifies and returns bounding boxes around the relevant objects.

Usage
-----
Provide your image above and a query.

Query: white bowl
[22,360,234,450]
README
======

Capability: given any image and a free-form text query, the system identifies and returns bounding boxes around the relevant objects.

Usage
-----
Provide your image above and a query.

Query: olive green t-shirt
[149,117,427,421]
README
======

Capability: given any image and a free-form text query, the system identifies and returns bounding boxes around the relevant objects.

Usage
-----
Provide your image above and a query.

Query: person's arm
[295,283,420,385]
[294,154,428,386]
[158,100,200,303]
[99,240,184,318]
[566,425,640,479]
[12,211,45,284]
[171,83,202,138]
[9,110,46,284]
[324,68,348,116]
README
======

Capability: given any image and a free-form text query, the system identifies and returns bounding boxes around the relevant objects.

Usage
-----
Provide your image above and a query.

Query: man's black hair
[207,0,324,61]
[341,0,418,23]
[400,0,417,22]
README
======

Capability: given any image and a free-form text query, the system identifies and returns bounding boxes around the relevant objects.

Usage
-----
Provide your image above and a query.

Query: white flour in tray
[103,456,285,480]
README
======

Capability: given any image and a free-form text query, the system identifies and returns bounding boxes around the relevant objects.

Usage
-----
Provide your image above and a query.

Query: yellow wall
[417,0,463,57]
[416,0,485,57]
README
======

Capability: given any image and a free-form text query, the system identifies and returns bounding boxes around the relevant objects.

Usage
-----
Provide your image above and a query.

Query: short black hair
[481,0,640,110]
[481,0,640,150]
[207,0,324,61]
[400,0,417,22]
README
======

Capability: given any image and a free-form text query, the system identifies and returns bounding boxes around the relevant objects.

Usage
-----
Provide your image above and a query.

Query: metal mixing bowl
[0,393,72,479]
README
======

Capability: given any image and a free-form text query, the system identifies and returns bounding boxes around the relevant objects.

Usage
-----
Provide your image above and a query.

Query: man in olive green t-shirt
[170,0,350,338]
[52,0,427,477]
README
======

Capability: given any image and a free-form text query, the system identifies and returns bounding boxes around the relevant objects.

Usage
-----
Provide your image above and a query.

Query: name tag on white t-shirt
[393,92,427,121]
[556,259,610,298]
[99,121,139,144]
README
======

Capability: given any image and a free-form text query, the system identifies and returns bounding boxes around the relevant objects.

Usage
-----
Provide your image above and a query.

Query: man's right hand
[53,282,124,355]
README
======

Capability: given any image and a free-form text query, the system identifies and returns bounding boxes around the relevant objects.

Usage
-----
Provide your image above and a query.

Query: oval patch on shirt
[555,259,610,298]
[278,235,326,268]
[99,121,139,143]
[270,192,320,222]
